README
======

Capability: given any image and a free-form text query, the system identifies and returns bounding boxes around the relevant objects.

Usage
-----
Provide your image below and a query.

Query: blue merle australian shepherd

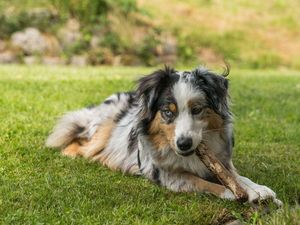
[46,66,281,205]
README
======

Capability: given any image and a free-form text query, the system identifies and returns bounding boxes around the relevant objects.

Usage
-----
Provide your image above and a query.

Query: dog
[46,66,281,205]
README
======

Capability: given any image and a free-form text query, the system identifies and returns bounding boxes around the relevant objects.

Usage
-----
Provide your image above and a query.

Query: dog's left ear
[193,65,231,119]
[136,66,174,117]
[220,63,230,90]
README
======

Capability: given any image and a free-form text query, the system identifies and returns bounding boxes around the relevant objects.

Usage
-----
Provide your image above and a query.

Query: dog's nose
[176,137,193,151]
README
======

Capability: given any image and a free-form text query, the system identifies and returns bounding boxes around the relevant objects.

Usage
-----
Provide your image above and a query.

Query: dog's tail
[46,108,93,148]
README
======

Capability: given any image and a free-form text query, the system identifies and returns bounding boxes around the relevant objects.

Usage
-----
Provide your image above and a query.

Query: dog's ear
[193,66,231,119]
[220,63,230,90]
[136,67,175,123]
[136,66,174,113]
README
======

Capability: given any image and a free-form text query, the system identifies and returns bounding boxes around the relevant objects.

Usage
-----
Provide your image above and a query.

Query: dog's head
[136,66,231,156]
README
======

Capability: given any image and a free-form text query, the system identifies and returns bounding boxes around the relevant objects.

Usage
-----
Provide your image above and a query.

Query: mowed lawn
[0,65,299,224]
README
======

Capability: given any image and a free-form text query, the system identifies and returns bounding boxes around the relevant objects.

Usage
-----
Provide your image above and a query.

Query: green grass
[0,65,299,224]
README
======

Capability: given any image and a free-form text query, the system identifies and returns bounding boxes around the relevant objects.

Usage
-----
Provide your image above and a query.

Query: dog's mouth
[175,149,195,157]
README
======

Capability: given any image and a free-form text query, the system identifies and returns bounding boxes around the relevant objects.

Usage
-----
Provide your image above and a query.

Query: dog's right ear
[136,66,174,117]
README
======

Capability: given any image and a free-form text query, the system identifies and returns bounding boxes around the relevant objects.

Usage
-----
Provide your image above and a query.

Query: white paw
[247,184,275,202]
[273,198,283,207]
[221,188,236,200]
[246,184,282,206]
[237,176,282,206]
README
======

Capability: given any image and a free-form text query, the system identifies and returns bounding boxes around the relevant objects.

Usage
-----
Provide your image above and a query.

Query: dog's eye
[163,110,174,118]
[191,107,202,115]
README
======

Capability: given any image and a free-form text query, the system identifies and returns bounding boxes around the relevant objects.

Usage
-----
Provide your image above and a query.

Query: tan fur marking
[203,108,224,130]
[169,103,177,113]
[80,119,116,159]
[182,173,226,196]
[62,142,81,158]
[187,99,195,108]
[148,111,175,150]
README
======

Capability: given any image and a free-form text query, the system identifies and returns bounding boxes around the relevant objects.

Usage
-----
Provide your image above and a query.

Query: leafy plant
[49,0,138,25]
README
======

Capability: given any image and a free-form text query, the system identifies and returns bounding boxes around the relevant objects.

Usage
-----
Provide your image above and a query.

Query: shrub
[137,32,161,66]
[248,52,281,69]
[49,0,138,25]
[177,34,197,64]
[0,9,60,39]
[101,31,124,54]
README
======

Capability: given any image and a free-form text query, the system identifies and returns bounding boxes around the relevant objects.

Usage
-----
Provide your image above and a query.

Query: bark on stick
[196,143,248,202]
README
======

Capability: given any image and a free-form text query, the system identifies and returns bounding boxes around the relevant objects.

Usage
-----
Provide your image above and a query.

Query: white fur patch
[172,79,207,152]
[172,80,203,112]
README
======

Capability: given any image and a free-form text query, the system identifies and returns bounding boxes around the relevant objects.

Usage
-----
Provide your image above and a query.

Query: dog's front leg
[158,169,236,200]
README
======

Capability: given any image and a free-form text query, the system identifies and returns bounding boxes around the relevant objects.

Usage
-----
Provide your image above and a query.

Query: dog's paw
[247,184,275,202]
[236,176,282,207]
[220,188,236,200]
[273,198,283,207]
[246,184,282,206]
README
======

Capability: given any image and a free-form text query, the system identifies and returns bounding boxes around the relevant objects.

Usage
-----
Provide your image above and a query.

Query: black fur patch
[117,92,121,101]
[87,104,96,109]
[128,127,138,153]
[104,99,114,104]
[151,165,160,184]
[137,148,141,169]
[76,126,85,134]
[114,109,129,123]
[114,92,137,123]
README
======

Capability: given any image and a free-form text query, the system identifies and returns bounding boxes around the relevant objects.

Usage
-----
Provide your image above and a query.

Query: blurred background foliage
[0,0,299,68]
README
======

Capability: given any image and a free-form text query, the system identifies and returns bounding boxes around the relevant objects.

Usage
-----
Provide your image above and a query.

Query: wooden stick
[196,143,248,202]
